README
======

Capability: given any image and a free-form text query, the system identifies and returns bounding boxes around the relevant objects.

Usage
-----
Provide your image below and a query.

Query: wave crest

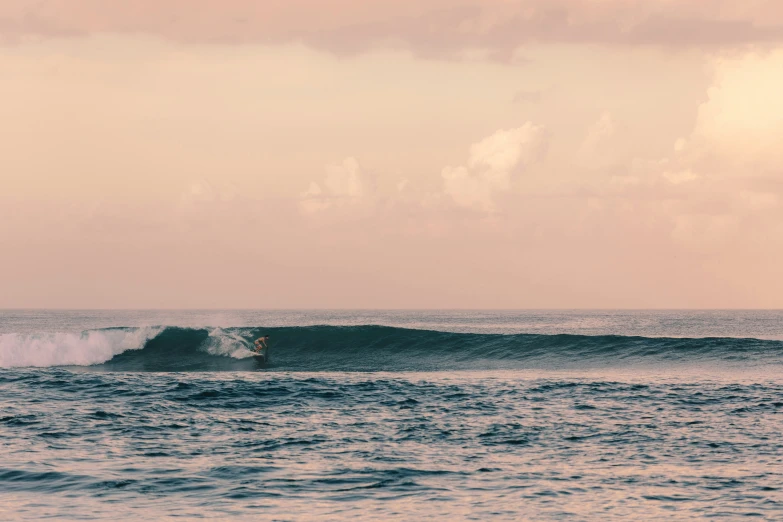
[0,327,162,368]
[1,325,782,371]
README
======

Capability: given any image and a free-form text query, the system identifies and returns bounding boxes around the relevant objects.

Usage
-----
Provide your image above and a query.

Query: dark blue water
[1,310,782,519]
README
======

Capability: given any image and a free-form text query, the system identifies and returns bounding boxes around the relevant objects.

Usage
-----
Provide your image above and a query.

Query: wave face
[2,325,783,371]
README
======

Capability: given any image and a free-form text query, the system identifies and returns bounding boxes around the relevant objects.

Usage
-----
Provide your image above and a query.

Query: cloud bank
[5,0,783,55]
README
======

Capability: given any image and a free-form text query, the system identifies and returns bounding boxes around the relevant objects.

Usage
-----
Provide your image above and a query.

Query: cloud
[577,112,617,168]
[441,166,496,212]
[176,179,259,234]
[4,1,783,55]
[300,157,372,214]
[323,157,364,198]
[575,48,783,253]
[688,50,783,172]
[442,123,547,211]
[654,50,783,245]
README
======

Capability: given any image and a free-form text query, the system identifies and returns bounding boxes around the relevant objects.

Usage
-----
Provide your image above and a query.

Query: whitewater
[1,310,782,519]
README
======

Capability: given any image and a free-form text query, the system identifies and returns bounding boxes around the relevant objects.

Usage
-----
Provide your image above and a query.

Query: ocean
[1,310,782,520]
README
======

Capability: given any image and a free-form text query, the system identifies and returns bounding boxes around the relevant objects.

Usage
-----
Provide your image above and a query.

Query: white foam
[0,327,162,368]
[201,328,255,359]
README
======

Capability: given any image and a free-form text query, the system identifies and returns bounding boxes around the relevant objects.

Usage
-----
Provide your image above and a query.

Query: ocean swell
[1,325,782,372]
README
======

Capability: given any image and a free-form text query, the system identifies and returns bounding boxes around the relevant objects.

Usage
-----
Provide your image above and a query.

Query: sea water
[1,310,782,520]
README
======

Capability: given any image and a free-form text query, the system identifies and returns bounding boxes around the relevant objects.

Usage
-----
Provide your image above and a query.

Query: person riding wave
[254,335,269,355]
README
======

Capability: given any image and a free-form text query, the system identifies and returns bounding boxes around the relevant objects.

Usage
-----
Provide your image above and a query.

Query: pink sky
[2,1,783,308]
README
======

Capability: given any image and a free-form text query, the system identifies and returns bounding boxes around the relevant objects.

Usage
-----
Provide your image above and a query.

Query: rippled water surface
[1,310,782,520]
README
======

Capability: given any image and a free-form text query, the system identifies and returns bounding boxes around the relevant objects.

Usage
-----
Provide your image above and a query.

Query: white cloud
[300,157,372,214]
[299,182,331,214]
[688,50,783,172]
[442,123,547,211]
[674,138,688,152]
[323,157,364,197]
[442,165,496,211]
[303,182,322,197]
[581,50,783,254]
[577,112,617,168]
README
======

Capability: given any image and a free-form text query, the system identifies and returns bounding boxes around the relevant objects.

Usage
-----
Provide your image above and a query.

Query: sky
[2,0,783,309]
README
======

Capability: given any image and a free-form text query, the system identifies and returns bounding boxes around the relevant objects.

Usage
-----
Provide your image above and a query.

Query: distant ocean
[1,310,782,520]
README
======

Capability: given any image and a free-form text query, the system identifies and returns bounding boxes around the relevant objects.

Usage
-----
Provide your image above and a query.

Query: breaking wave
[0,327,162,368]
[1,325,782,372]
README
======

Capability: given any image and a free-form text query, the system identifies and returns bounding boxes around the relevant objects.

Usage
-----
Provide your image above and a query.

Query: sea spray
[0,327,162,368]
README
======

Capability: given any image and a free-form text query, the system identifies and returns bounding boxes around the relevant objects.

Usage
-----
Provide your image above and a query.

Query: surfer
[253,335,269,355]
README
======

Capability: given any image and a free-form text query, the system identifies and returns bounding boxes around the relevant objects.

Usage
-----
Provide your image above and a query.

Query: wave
[0,328,162,369]
[1,325,782,371]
